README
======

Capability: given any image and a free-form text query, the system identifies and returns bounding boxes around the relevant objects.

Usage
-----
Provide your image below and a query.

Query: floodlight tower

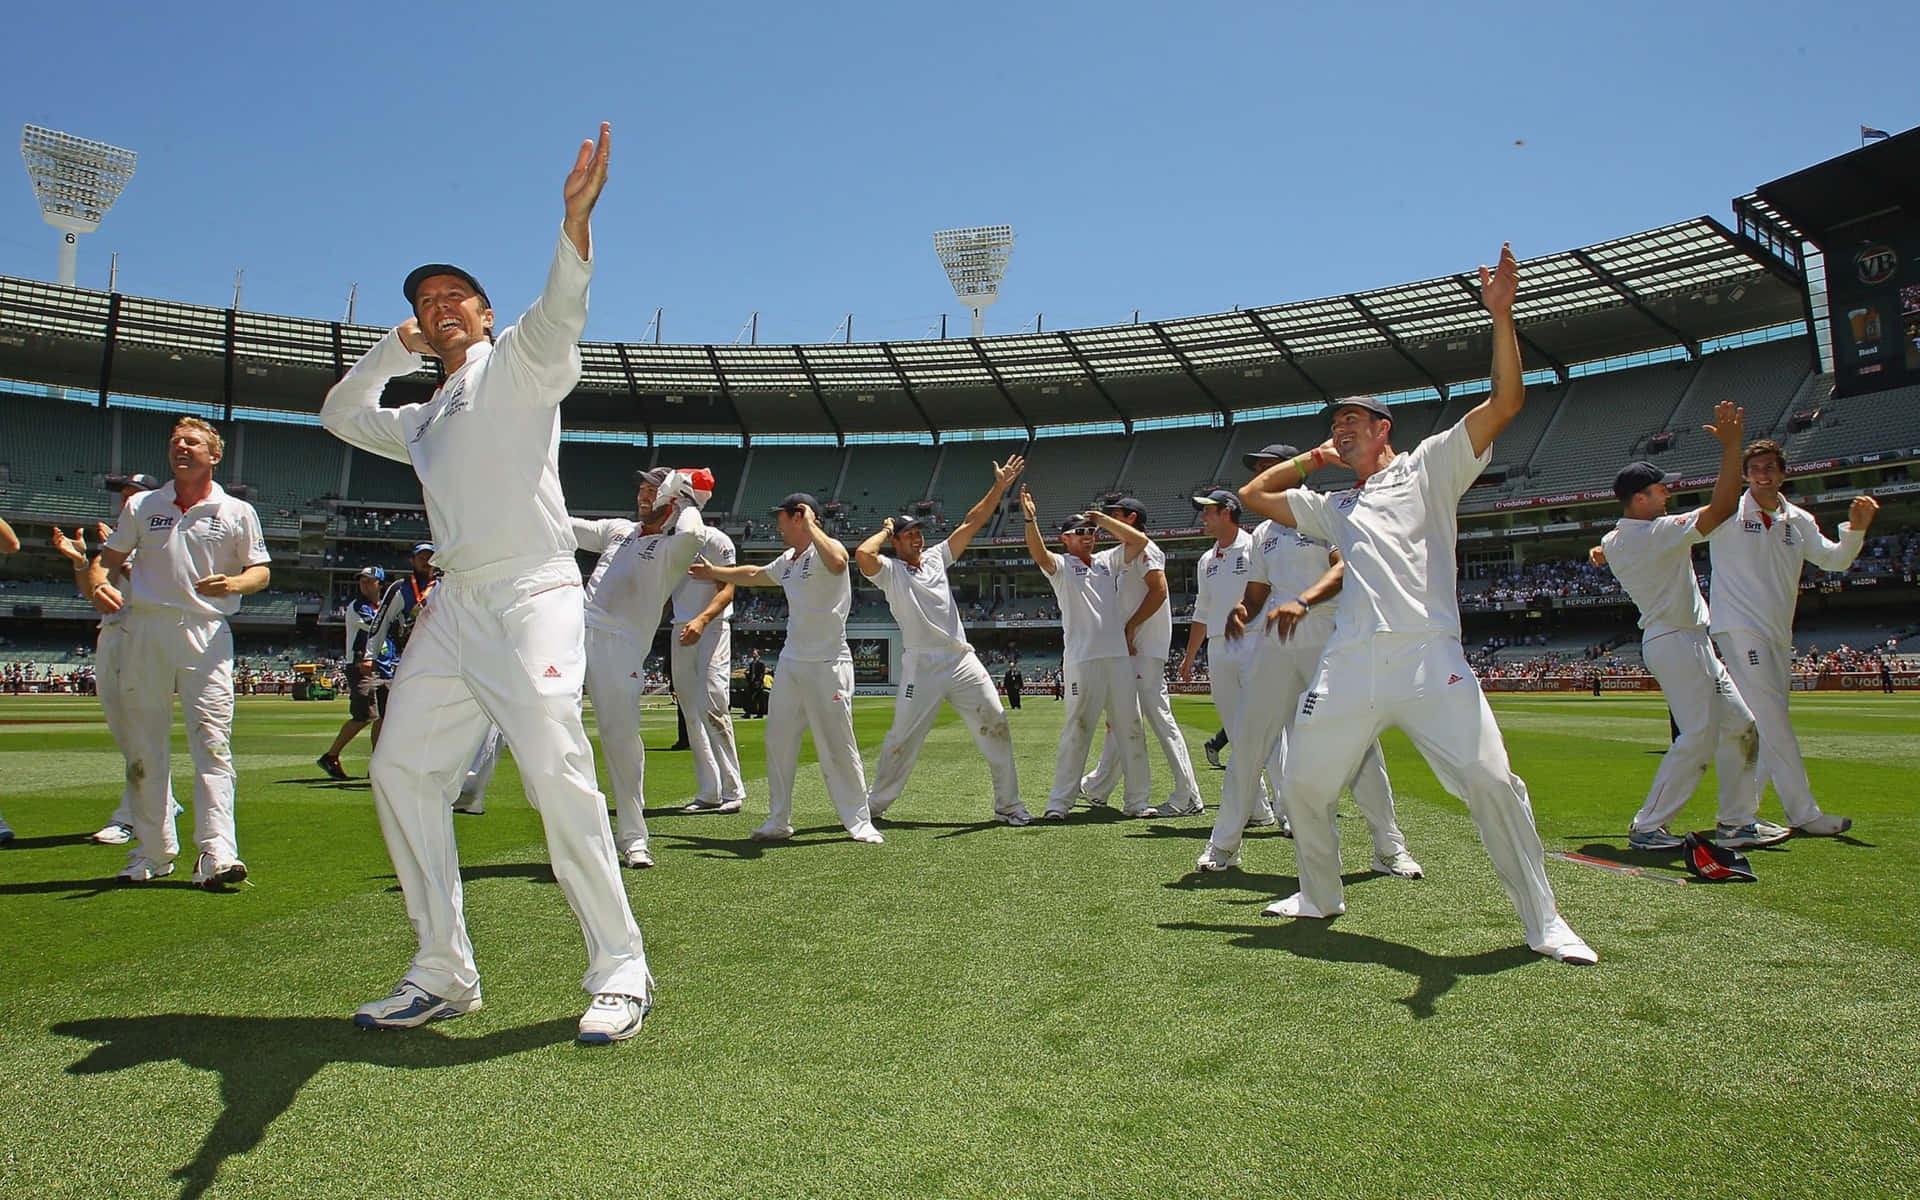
[933,224,1014,338]
[20,124,138,287]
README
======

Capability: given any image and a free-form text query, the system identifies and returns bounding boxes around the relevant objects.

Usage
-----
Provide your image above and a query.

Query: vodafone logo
[1854,244,1897,285]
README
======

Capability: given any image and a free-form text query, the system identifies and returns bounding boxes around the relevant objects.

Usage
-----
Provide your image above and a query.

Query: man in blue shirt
[317,565,399,779]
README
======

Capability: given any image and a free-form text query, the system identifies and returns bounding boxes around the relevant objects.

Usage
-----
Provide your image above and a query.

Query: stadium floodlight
[933,224,1014,338]
[20,124,138,287]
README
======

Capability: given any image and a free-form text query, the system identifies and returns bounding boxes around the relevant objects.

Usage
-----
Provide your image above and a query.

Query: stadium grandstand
[5,181,1918,689]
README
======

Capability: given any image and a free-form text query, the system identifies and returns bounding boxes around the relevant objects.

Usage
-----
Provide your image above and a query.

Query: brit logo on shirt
[1336,493,1360,513]
[148,515,175,530]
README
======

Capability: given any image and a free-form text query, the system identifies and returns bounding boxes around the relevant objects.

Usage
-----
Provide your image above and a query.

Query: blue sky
[3,0,1915,346]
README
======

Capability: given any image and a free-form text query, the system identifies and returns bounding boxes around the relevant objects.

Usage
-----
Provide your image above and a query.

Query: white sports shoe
[1261,892,1343,919]
[682,797,743,814]
[622,846,655,869]
[116,857,174,883]
[1039,803,1071,822]
[1195,843,1240,872]
[577,992,650,1044]
[1370,850,1424,879]
[91,822,134,846]
[190,852,248,889]
[749,823,794,841]
[847,822,885,844]
[1532,918,1598,965]
[354,980,482,1029]
[1246,805,1279,828]
[1793,813,1853,837]
[994,806,1034,827]
[451,795,485,815]
[1148,795,1204,818]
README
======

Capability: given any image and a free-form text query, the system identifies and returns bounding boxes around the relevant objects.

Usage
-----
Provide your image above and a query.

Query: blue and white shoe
[578,992,650,1044]
[0,814,13,846]
[354,981,482,1030]
[1627,825,1685,852]
[1714,820,1791,849]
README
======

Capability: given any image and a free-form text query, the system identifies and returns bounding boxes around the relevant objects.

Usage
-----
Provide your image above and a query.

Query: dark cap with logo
[358,566,386,582]
[636,466,672,487]
[1242,443,1299,471]
[1102,496,1148,523]
[1191,488,1242,515]
[772,492,820,515]
[104,472,162,493]
[1613,461,1681,502]
[1057,514,1097,535]
[403,264,490,311]
[1325,396,1392,420]
[1681,832,1757,883]
[890,514,927,535]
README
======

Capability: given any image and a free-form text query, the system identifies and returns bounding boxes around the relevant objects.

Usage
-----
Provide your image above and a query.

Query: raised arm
[0,515,17,554]
[1083,508,1147,561]
[320,328,425,462]
[795,504,850,574]
[1019,485,1056,575]
[1801,495,1878,571]
[1462,243,1524,458]
[1692,401,1746,537]
[53,525,120,614]
[1241,448,1330,529]
[948,455,1025,559]
[690,557,776,588]
[854,519,894,578]
[367,580,409,651]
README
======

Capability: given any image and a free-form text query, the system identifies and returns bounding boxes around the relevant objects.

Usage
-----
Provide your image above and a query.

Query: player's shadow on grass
[871,816,1013,841]
[379,861,557,891]
[54,1012,575,1200]
[0,831,98,851]
[656,826,848,861]
[1161,920,1538,1018]
[272,775,372,789]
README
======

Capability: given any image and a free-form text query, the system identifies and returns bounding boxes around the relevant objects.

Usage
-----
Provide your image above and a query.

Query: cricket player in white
[1197,444,1421,879]
[1594,402,1782,852]
[856,457,1030,825]
[1706,439,1877,835]
[97,418,272,888]
[1019,486,1153,819]
[1180,491,1278,823]
[574,467,709,869]
[0,517,12,843]
[1237,245,1594,964]
[671,479,748,816]
[53,474,181,846]
[691,492,882,843]
[1076,497,1204,818]
[321,123,656,1043]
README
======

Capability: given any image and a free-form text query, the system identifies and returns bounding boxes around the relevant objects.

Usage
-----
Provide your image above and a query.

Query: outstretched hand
[1019,485,1038,523]
[1850,494,1880,531]
[1704,400,1744,446]
[51,526,87,564]
[993,455,1026,490]
[563,122,612,227]
[1479,242,1519,317]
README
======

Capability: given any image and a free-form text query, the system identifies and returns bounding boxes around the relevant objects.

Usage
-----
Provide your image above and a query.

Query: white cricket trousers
[95,621,175,829]
[866,648,1020,817]
[1633,630,1758,830]
[764,657,873,832]
[1278,634,1578,953]
[671,619,745,806]
[584,626,655,855]
[1210,632,1406,858]
[118,610,237,867]
[1079,651,1202,809]
[1208,634,1272,809]
[369,556,650,1002]
[1712,631,1829,826]
[1050,655,1148,809]
[461,725,503,805]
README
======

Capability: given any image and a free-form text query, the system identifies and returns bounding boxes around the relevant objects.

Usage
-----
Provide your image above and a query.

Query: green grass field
[2,690,1916,1199]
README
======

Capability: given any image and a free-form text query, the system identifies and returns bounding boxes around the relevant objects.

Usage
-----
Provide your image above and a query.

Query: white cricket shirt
[1706,491,1866,648]
[1193,529,1255,638]
[321,230,590,575]
[1247,518,1339,648]
[574,505,707,640]
[104,480,271,619]
[1600,512,1710,637]
[865,539,970,656]
[671,525,737,625]
[770,544,851,663]
[1287,419,1487,648]
[1098,539,1172,659]
[1043,550,1128,665]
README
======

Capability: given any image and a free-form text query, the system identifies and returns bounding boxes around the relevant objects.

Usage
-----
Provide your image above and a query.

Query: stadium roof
[1756,125,1920,244]
[0,216,1803,440]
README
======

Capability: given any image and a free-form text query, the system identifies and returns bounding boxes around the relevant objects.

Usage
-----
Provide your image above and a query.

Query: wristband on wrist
[1290,454,1311,476]
[1295,595,1311,609]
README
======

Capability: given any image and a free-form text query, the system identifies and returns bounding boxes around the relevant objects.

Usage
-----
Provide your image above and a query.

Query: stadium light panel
[933,224,1015,338]
[20,124,137,287]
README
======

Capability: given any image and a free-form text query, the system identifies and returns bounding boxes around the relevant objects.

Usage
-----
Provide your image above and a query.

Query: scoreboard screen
[1829,219,1920,397]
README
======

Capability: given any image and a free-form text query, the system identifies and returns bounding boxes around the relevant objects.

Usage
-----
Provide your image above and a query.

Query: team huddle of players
[15,125,1880,1046]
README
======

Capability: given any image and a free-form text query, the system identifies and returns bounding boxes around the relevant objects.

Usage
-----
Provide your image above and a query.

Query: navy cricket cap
[772,492,819,515]
[410,542,435,556]
[1614,461,1681,502]
[105,472,162,493]
[358,566,386,582]
[1325,396,1391,420]
[1242,443,1299,471]
[891,514,927,534]
[1057,514,1097,535]
[1681,832,1757,883]
[1191,488,1242,515]
[403,264,490,311]
[636,466,672,487]
[1102,496,1148,523]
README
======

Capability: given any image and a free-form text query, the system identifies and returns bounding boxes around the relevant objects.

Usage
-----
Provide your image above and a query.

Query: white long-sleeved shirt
[573,505,706,640]
[320,230,589,575]
[1601,512,1711,638]
[1707,491,1866,647]
[104,480,270,619]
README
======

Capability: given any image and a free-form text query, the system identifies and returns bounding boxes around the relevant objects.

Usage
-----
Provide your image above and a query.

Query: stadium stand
[0,396,113,522]
[344,448,424,505]
[1115,425,1235,520]
[231,420,344,516]
[1023,435,1128,529]
[1777,381,1920,464]
[1523,366,1695,494]
[655,443,748,515]
[1656,339,1812,471]
[925,438,1029,530]
[558,441,647,513]
[839,443,941,524]
[734,445,847,519]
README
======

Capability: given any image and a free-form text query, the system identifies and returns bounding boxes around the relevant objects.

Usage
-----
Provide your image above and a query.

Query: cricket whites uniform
[1276,420,1587,959]
[93,550,179,835]
[1707,493,1866,826]
[575,504,707,859]
[321,230,652,1005]
[104,480,270,872]
[761,545,877,839]
[1601,512,1759,831]
[670,525,746,809]
[1208,520,1410,860]
[1079,538,1202,813]
[862,539,1025,822]
[1041,550,1150,816]
[1193,529,1272,811]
